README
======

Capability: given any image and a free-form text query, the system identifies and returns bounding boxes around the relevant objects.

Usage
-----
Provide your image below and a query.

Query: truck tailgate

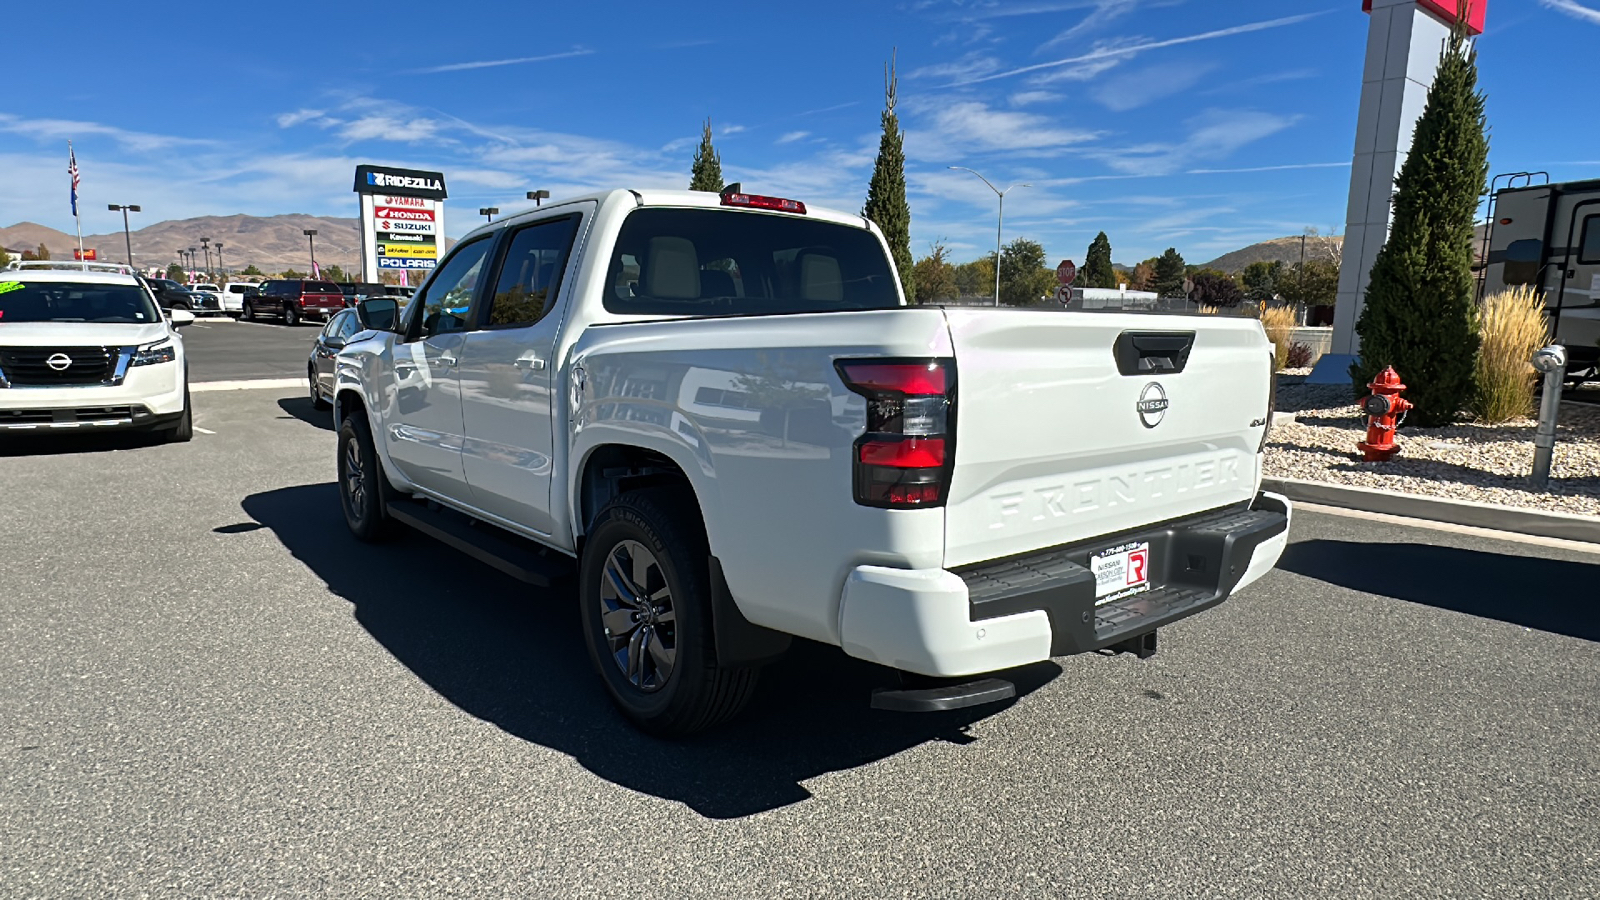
[941,308,1270,569]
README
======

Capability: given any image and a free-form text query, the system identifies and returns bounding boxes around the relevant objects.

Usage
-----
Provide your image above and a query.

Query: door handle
[440,354,459,367]
[515,356,546,371]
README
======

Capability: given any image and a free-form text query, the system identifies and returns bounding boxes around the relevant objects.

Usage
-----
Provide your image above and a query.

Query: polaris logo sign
[353,165,448,200]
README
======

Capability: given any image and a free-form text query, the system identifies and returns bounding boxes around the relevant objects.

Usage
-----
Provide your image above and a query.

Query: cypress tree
[864,51,915,303]
[1082,231,1116,289]
[689,119,724,192]
[1351,15,1488,426]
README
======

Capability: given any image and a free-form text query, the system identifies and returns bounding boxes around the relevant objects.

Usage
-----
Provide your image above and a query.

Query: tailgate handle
[1114,331,1195,376]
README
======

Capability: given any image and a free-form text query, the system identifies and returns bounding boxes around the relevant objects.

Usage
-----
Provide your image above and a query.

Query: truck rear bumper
[837,492,1291,677]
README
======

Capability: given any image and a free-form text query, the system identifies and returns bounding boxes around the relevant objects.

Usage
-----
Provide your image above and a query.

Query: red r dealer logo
[1128,549,1149,585]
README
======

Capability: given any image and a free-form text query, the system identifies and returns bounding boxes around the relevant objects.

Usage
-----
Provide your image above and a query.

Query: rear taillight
[836,358,955,509]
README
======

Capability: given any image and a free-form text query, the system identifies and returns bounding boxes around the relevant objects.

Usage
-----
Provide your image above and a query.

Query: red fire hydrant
[1358,366,1412,462]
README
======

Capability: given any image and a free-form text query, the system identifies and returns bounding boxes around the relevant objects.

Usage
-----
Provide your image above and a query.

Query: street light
[200,237,212,280]
[215,242,225,278]
[480,207,499,222]
[303,229,318,277]
[949,166,1030,306]
[108,204,141,266]
[526,190,550,207]
[187,247,198,283]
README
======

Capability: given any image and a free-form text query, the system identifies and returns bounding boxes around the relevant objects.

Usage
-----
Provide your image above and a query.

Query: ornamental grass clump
[1261,305,1296,371]
[1473,286,1549,423]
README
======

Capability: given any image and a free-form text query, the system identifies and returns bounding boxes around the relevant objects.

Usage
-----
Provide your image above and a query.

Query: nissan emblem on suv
[46,353,73,371]
[1137,382,1168,428]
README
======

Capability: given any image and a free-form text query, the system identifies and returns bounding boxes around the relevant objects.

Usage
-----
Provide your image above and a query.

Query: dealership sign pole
[353,164,449,285]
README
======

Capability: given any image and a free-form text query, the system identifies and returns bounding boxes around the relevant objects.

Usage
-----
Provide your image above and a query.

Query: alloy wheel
[599,539,677,692]
[342,435,366,521]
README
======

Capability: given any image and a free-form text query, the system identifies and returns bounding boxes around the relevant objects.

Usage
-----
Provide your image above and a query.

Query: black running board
[386,500,572,587]
[870,677,1016,713]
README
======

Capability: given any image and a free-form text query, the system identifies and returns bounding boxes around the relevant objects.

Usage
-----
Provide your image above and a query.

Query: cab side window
[484,217,580,328]
[1580,216,1600,265]
[411,238,494,340]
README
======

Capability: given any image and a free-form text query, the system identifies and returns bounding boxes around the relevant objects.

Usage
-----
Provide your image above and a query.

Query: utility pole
[108,204,141,267]
[949,166,1029,306]
[303,229,318,276]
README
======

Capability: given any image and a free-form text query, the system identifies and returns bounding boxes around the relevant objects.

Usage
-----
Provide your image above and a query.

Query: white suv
[0,267,194,440]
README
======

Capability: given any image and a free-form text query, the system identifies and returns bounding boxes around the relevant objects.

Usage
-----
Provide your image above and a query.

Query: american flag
[68,144,80,216]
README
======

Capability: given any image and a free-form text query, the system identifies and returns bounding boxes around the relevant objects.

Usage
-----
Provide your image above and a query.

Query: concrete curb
[1261,477,1600,545]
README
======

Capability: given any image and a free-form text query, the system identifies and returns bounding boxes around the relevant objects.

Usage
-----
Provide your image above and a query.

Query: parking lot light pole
[215,242,224,278]
[480,207,499,223]
[303,229,318,276]
[108,204,141,266]
[949,166,1029,306]
[527,190,550,208]
[187,247,198,282]
[200,237,212,281]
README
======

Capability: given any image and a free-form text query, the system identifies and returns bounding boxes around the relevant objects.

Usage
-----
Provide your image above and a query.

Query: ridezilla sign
[353,164,449,284]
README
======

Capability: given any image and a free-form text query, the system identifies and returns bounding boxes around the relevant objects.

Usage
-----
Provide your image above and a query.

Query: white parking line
[190,378,305,392]
[194,426,216,435]
[1298,501,1600,555]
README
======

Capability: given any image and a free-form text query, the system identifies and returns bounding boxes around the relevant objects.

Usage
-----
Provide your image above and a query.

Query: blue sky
[5,0,1600,265]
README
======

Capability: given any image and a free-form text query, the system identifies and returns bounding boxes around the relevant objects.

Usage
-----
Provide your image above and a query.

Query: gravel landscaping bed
[1266,381,1600,517]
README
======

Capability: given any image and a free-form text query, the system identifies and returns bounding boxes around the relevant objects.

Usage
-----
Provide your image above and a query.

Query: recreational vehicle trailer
[1480,175,1600,381]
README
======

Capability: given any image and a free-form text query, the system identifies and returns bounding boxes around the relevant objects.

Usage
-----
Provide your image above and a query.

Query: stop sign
[1057,259,1076,286]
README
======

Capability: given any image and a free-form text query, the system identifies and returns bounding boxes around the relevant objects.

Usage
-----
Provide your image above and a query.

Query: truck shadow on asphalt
[276,396,334,431]
[1278,540,1599,642]
[240,482,1060,819]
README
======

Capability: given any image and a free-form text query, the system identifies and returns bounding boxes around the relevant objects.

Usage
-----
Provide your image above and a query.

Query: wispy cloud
[1036,0,1159,53]
[1540,0,1600,24]
[413,48,593,74]
[1200,68,1317,95]
[796,101,861,117]
[777,131,811,144]
[946,11,1331,86]
[1092,61,1216,111]
[1009,91,1060,106]
[909,51,1003,81]
[722,124,749,135]
[335,116,441,143]
[930,1,1103,21]
[1085,109,1301,176]
[0,114,211,152]
[1186,161,1349,175]
[905,99,1100,160]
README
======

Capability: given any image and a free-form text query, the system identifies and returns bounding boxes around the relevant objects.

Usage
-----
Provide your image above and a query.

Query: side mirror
[357,297,399,332]
[169,308,196,328]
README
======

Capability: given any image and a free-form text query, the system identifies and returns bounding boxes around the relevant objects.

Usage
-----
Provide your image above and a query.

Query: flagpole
[69,141,85,264]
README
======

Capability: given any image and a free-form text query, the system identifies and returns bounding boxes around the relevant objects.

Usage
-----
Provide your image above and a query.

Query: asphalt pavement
[1,387,1597,898]
[180,316,324,382]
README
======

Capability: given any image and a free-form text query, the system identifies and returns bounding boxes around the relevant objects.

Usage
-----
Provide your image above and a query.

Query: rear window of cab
[604,208,901,316]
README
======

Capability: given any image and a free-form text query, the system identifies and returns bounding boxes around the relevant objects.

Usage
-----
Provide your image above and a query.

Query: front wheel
[309,365,330,410]
[283,304,301,327]
[579,487,759,736]
[337,412,399,542]
[158,389,193,443]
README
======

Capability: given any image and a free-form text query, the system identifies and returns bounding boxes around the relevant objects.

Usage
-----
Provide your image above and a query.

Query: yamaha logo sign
[1137,382,1168,428]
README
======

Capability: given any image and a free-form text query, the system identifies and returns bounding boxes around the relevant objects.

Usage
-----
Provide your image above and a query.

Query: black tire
[242,300,257,322]
[309,365,330,410]
[159,389,193,443]
[284,304,301,327]
[580,487,759,736]
[337,411,399,542]
[171,300,191,311]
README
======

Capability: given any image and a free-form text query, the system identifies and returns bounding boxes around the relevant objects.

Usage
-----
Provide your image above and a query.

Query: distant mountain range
[1202,235,1345,273]
[0,214,363,273]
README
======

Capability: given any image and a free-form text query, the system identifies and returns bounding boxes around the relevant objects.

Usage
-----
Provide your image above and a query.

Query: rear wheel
[284,304,301,327]
[580,487,759,736]
[309,365,330,410]
[337,412,399,542]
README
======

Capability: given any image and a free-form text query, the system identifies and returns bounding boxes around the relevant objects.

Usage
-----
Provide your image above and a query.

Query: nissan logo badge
[46,353,73,371]
[1137,382,1168,428]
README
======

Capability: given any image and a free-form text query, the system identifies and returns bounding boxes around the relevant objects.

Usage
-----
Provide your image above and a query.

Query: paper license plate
[1091,541,1152,605]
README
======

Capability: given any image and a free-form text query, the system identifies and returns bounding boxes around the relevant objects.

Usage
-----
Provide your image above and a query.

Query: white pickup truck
[333,188,1291,735]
